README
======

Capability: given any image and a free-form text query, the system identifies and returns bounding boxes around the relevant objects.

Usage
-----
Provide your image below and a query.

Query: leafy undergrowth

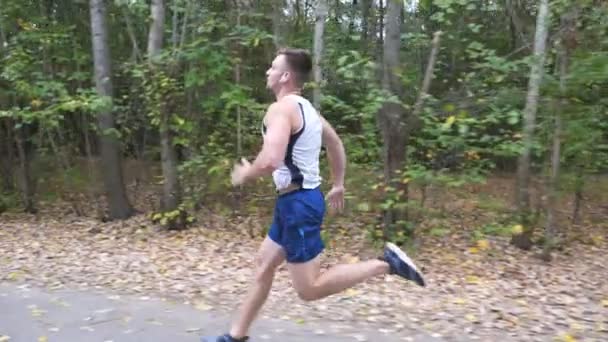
[1,177,607,341]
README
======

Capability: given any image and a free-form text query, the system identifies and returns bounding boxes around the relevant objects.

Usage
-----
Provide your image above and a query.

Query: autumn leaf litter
[0,205,606,342]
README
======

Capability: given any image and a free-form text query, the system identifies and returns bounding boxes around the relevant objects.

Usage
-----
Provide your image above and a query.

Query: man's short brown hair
[277,48,312,86]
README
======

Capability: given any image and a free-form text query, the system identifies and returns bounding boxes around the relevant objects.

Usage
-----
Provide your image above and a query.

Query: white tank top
[262,95,322,190]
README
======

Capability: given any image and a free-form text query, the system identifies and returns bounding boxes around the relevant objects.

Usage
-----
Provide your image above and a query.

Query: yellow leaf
[344,288,360,296]
[443,115,456,129]
[511,224,524,235]
[558,333,577,342]
[294,318,305,324]
[477,239,490,250]
[38,337,47,342]
[601,299,608,307]
[453,297,467,305]
[30,99,43,108]
[401,177,410,184]
[193,299,211,311]
[570,323,584,331]
[465,275,481,284]
[7,271,22,281]
[468,247,479,254]
[31,308,46,317]
[591,235,604,245]
[465,314,478,322]
[356,203,370,212]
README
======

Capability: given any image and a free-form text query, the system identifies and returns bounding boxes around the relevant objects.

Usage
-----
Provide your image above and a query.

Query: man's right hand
[325,185,345,213]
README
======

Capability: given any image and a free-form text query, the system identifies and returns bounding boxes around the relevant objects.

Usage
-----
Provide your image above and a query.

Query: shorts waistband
[276,183,302,196]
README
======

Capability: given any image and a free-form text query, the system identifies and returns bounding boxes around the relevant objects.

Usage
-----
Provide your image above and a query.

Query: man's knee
[254,255,278,283]
[295,284,320,302]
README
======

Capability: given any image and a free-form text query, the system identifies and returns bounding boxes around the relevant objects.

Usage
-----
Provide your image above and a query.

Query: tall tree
[512,0,550,249]
[15,126,36,213]
[148,0,165,58]
[0,120,15,192]
[378,0,407,232]
[312,0,328,110]
[542,9,577,260]
[272,0,285,49]
[148,0,183,224]
[89,0,134,220]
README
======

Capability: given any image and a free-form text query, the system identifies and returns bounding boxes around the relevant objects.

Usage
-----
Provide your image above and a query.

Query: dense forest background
[0,0,606,260]
[0,2,607,340]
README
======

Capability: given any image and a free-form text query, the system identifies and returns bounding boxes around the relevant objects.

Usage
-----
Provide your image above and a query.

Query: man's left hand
[231,158,252,186]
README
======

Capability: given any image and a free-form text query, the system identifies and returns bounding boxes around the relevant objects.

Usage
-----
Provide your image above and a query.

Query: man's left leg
[287,254,389,301]
[283,187,424,301]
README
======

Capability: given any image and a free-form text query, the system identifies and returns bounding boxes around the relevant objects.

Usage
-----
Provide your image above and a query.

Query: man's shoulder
[267,98,300,116]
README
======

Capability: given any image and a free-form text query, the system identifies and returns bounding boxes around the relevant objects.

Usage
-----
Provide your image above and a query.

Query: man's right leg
[228,236,285,339]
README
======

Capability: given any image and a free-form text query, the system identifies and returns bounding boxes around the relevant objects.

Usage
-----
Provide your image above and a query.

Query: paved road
[0,283,440,342]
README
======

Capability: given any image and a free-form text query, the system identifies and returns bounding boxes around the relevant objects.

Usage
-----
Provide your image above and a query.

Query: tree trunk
[542,10,576,261]
[505,0,532,51]
[89,0,134,220]
[148,0,183,226]
[360,0,372,49]
[120,4,141,62]
[171,1,179,51]
[0,119,15,192]
[295,0,302,32]
[179,0,191,51]
[272,0,285,49]
[15,125,36,214]
[512,0,550,249]
[148,0,165,61]
[378,0,407,235]
[374,0,386,69]
[572,167,584,224]
[312,0,328,110]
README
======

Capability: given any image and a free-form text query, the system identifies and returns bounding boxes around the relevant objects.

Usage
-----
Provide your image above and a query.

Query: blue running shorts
[268,187,325,263]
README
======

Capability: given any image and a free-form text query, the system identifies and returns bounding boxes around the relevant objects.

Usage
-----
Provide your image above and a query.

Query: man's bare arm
[320,116,346,187]
[242,102,291,181]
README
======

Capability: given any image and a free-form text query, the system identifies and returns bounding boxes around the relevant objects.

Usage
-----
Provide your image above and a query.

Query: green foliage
[0,0,605,248]
[150,205,195,230]
[0,192,20,213]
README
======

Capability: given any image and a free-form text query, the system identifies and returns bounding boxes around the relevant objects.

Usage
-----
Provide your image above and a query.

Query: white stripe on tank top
[261,94,323,190]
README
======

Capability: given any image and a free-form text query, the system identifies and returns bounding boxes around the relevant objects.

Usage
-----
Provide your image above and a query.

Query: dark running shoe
[201,334,249,342]
[384,242,426,287]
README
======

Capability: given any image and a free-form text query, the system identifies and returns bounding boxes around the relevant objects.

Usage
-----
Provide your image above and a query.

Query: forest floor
[0,174,607,341]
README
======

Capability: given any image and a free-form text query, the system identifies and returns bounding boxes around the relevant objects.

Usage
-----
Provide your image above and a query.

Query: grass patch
[476,194,510,213]
[429,227,450,237]
[470,222,514,242]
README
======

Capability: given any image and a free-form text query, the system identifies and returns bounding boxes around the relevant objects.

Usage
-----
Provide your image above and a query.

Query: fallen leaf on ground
[477,239,490,250]
[193,299,211,311]
[465,314,478,322]
[558,333,577,342]
[511,225,523,235]
[465,275,481,284]
[453,297,467,305]
[344,289,360,296]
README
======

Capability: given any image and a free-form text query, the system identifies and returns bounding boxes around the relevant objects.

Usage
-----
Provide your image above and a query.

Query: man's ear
[280,71,290,83]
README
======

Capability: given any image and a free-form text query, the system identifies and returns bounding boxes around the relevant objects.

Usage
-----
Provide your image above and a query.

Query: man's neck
[275,87,301,101]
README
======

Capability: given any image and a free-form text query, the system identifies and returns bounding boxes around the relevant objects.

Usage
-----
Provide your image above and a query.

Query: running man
[203,48,425,342]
